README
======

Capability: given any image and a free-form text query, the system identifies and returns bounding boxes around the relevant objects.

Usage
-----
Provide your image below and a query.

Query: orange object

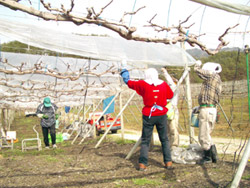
[7,138,19,143]
[88,112,121,135]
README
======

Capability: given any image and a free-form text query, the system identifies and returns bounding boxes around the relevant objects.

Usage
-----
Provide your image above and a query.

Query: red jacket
[128,80,174,116]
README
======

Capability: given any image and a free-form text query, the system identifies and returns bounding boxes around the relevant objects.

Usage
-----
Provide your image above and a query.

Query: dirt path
[0,129,249,187]
[1,139,249,188]
[114,129,248,156]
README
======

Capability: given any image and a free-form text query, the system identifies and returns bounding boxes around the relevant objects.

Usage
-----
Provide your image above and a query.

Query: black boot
[197,149,212,165]
[211,145,218,163]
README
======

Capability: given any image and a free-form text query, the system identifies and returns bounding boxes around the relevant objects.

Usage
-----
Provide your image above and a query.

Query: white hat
[202,62,222,73]
[144,68,163,86]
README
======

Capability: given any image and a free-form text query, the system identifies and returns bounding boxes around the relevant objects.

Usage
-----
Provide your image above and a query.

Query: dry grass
[118,96,250,140]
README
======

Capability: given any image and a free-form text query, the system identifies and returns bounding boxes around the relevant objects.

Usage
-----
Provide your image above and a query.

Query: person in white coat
[162,68,180,150]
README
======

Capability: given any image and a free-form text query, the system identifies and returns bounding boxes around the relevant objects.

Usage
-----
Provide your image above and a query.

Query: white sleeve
[161,68,175,89]
[164,72,176,91]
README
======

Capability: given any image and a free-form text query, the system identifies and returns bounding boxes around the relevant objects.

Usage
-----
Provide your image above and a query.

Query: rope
[179,83,188,130]
[82,58,91,121]
[129,0,137,27]
[79,58,91,154]
[229,49,241,127]
[233,0,250,48]
[221,49,241,168]
[38,0,40,21]
[44,64,48,73]
[185,30,189,42]
[165,0,172,37]
[54,52,59,95]
[243,16,250,48]
[198,6,206,41]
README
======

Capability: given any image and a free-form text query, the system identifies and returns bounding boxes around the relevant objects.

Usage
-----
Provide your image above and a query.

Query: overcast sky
[0,0,249,50]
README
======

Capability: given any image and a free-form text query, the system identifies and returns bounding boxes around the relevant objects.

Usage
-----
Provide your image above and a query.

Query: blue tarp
[103,95,115,114]
[65,106,70,113]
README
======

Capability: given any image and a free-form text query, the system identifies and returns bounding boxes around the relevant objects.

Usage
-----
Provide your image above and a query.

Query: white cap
[202,62,222,73]
[144,68,163,86]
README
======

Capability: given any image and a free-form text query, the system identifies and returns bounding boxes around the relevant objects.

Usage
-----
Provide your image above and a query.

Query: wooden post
[83,105,87,122]
[120,92,124,139]
[7,109,11,131]
[76,105,83,122]
[128,105,140,124]
[125,137,142,160]
[3,109,8,132]
[185,66,195,143]
[71,99,103,144]
[79,93,120,145]
[63,106,67,128]
[181,42,195,143]
[0,109,2,149]
[67,110,70,126]
[92,102,96,138]
[95,91,136,148]
[231,138,250,188]
[103,115,107,140]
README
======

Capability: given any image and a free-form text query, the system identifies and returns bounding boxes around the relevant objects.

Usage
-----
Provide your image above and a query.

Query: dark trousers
[42,124,56,146]
[139,115,172,165]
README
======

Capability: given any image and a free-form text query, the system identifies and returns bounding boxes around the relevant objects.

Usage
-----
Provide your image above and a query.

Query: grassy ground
[119,96,250,140]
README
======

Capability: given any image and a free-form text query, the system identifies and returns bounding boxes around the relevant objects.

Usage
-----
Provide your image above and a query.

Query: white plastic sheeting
[189,0,250,16]
[171,144,203,164]
[0,18,196,67]
[0,16,196,109]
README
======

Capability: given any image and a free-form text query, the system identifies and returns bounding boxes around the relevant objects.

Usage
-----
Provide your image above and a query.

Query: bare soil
[0,116,249,188]
[1,138,250,188]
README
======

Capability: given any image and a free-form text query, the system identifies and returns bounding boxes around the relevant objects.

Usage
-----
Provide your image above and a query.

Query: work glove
[121,59,127,69]
[37,114,43,118]
[120,69,130,84]
[42,114,49,119]
[195,60,202,67]
[161,67,168,74]
[55,114,59,120]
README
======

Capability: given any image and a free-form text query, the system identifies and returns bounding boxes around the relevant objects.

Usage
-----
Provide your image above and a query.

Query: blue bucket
[191,113,199,127]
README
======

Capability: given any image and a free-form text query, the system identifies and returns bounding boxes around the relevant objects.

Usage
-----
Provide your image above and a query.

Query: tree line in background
[164,49,247,83]
[1,41,248,83]
[0,41,84,59]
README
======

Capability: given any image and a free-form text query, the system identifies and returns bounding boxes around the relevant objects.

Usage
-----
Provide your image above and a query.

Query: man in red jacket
[121,67,174,171]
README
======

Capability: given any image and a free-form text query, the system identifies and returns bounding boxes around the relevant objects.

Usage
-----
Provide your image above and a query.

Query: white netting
[0,16,197,109]
[0,18,196,67]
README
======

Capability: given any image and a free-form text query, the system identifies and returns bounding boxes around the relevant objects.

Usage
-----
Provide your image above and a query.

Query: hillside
[186,47,242,59]
[168,47,248,83]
